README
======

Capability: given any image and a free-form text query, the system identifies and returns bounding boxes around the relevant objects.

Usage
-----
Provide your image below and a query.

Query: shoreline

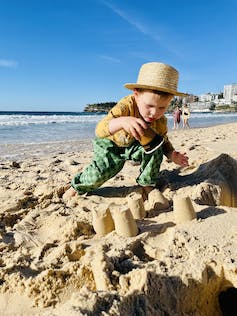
[1,121,237,161]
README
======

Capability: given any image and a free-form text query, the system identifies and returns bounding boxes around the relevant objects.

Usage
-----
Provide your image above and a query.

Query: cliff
[84,102,117,113]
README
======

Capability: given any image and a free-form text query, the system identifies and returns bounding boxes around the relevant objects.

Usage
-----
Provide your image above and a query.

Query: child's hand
[109,116,147,140]
[122,117,148,140]
[171,151,189,167]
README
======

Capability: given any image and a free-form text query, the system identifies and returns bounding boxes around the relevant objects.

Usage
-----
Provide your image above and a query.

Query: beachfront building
[179,84,237,111]
[199,93,216,102]
[233,94,237,102]
[189,93,219,111]
[189,101,213,112]
[224,84,237,102]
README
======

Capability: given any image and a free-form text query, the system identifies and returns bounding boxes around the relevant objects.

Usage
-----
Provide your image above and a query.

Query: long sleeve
[95,95,139,147]
[95,100,130,138]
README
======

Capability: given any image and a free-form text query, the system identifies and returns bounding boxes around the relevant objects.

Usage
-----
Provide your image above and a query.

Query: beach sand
[0,122,237,315]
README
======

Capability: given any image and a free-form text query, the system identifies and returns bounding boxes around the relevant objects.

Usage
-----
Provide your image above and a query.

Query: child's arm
[108,116,147,141]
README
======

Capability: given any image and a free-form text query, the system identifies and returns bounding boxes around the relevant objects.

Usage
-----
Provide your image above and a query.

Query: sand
[0,122,237,315]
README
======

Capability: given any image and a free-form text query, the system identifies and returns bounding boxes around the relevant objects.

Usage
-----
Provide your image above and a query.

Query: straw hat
[124,62,187,96]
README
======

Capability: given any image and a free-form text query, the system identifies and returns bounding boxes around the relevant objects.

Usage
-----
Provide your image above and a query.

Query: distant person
[172,106,182,129]
[182,104,191,128]
[63,62,189,199]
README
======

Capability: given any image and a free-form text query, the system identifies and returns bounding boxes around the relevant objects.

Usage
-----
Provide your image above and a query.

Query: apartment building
[223,84,237,102]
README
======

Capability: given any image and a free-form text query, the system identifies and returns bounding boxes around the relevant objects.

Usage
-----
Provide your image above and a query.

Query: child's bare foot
[62,186,77,201]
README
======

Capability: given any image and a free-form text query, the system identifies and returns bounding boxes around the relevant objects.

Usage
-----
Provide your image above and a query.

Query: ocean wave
[0,114,105,126]
[0,112,237,145]
[2,112,237,127]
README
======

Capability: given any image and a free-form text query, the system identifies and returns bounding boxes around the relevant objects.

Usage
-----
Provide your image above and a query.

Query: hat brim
[124,83,188,97]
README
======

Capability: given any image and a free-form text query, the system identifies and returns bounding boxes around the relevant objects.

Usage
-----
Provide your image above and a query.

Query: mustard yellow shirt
[95,95,174,157]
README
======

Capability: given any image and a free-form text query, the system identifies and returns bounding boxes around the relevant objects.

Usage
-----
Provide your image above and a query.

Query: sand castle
[173,195,197,224]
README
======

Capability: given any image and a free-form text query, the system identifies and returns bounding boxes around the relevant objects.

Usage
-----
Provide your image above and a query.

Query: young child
[65,62,189,199]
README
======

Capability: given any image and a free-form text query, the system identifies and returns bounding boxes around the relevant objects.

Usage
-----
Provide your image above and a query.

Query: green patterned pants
[72,137,163,194]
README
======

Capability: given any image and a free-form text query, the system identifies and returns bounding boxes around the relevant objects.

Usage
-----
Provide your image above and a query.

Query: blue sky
[0,0,237,111]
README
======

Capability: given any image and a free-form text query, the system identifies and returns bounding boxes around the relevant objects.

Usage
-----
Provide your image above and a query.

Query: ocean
[1,111,237,145]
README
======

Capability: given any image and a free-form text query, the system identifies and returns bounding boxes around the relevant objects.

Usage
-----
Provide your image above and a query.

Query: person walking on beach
[64,62,189,199]
[172,106,182,129]
[182,104,191,128]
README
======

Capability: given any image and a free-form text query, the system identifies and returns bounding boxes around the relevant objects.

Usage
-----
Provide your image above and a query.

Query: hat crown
[124,61,186,96]
[137,62,179,92]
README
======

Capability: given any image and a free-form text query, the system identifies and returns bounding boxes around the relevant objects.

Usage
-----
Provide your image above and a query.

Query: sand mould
[0,122,237,315]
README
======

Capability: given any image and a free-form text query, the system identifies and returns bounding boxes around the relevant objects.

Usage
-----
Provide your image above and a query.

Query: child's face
[134,90,173,123]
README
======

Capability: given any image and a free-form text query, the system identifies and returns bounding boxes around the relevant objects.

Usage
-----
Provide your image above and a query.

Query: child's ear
[133,89,139,97]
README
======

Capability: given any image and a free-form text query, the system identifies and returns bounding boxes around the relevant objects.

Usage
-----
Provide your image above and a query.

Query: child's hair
[134,88,174,98]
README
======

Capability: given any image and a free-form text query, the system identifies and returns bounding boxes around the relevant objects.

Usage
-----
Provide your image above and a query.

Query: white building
[199,93,215,102]
[233,94,237,102]
[189,101,213,112]
[223,84,237,102]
